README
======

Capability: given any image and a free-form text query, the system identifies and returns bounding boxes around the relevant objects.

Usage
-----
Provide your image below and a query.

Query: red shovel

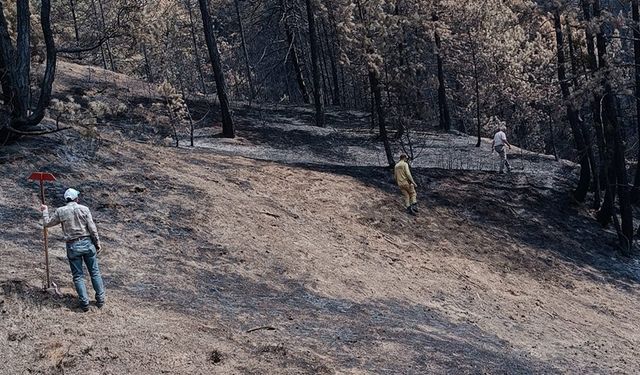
[28,172,61,295]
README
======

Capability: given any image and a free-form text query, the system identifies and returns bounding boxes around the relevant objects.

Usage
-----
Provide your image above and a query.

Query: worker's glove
[40,204,48,212]
[95,244,102,255]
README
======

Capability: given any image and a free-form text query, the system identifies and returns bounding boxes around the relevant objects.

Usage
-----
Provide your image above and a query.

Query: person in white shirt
[41,188,105,312]
[491,125,512,173]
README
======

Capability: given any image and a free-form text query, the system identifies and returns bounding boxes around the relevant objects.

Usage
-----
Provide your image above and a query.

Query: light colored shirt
[394,160,415,186]
[493,131,507,146]
[43,202,100,246]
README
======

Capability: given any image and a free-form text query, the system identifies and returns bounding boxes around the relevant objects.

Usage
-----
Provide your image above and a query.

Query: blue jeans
[66,238,105,306]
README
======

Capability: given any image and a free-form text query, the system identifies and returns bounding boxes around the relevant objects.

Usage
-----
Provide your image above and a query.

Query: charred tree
[304,0,325,127]
[369,67,395,167]
[234,0,254,103]
[0,0,58,145]
[554,9,590,202]
[566,17,600,207]
[184,0,207,94]
[433,13,451,132]
[589,0,633,252]
[631,0,640,204]
[197,0,235,137]
[582,0,607,209]
[469,31,482,147]
[280,0,310,104]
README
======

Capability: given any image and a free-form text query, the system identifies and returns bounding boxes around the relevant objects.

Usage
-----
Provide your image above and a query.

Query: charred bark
[304,0,325,126]
[197,0,235,137]
[369,68,394,167]
[554,9,590,202]
[433,12,451,132]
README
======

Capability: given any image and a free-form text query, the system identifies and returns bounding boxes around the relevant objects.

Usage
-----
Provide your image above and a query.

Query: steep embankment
[1,63,639,374]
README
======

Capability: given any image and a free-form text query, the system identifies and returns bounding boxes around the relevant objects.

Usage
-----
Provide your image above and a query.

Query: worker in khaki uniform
[394,154,418,215]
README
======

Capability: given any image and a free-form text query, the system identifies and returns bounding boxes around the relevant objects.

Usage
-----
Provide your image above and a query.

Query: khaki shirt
[394,160,415,186]
[43,202,100,246]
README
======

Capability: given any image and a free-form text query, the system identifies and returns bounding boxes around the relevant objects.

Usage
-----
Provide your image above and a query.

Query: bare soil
[1,63,639,374]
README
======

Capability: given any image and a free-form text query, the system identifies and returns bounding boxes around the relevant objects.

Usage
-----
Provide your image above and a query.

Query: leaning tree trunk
[304,0,325,127]
[554,9,591,202]
[280,0,310,104]
[234,0,254,104]
[184,0,207,95]
[197,0,235,137]
[68,0,81,59]
[97,0,115,71]
[89,0,108,69]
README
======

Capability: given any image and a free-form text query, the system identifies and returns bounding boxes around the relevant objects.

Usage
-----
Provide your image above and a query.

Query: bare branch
[3,125,71,136]
[57,35,115,54]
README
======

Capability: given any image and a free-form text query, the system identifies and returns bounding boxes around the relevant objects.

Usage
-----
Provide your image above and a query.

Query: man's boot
[406,206,416,216]
[411,203,419,213]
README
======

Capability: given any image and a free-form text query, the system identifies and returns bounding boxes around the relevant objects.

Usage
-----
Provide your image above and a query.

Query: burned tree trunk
[631,0,640,204]
[68,0,81,58]
[234,0,254,103]
[590,0,633,252]
[304,0,325,127]
[433,13,451,132]
[470,31,482,148]
[554,9,590,202]
[369,68,394,167]
[0,0,58,145]
[184,0,207,94]
[322,19,341,106]
[567,17,600,208]
[280,0,310,104]
[582,0,606,209]
[197,0,235,137]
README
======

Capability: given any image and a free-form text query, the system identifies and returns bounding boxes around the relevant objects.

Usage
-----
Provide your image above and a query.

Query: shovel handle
[39,180,51,289]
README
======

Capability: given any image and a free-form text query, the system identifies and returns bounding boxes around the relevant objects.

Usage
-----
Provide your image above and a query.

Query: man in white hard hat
[491,124,512,173]
[41,188,105,312]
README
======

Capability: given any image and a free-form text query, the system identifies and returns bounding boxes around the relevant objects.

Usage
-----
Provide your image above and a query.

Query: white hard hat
[64,188,79,201]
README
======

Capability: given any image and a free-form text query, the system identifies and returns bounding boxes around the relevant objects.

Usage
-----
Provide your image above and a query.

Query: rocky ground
[1,63,639,374]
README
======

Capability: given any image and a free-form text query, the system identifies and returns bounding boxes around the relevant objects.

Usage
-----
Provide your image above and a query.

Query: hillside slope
[1,63,639,374]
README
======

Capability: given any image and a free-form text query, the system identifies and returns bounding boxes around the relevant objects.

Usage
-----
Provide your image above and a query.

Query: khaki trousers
[495,145,511,172]
[399,184,417,208]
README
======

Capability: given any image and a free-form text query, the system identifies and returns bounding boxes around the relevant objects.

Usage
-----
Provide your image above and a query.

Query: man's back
[394,160,412,186]
[45,202,99,244]
[494,131,507,146]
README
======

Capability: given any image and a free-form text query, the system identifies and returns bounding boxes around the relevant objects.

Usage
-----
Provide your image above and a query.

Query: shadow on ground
[1,280,79,311]
[109,269,560,374]
[265,162,639,288]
